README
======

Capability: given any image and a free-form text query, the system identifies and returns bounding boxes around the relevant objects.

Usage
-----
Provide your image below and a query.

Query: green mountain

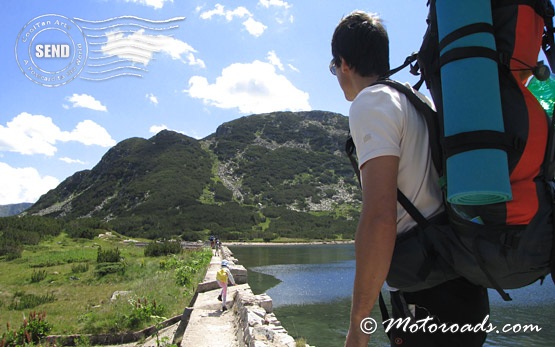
[0,203,33,217]
[25,111,361,241]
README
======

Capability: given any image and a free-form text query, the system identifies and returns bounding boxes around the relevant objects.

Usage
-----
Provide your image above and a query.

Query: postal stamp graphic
[15,14,88,87]
[15,14,185,87]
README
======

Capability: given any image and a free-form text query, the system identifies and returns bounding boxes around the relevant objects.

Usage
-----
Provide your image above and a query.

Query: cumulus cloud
[185,57,311,114]
[149,124,168,134]
[199,4,267,37]
[149,124,201,139]
[258,0,291,9]
[258,0,293,24]
[242,17,267,37]
[64,120,117,147]
[0,112,116,156]
[267,51,284,71]
[59,157,86,164]
[124,0,173,10]
[65,94,107,112]
[102,30,206,67]
[0,162,60,204]
[146,93,159,105]
[200,4,251,20]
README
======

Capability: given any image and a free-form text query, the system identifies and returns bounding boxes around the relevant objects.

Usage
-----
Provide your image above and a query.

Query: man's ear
[340,57,351,73]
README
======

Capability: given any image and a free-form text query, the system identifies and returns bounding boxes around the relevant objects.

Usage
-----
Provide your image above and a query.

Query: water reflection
[251,261,354,307]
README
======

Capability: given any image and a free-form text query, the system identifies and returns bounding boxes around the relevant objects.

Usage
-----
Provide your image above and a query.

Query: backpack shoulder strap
[373,79,442,175]
[345,79,440,229]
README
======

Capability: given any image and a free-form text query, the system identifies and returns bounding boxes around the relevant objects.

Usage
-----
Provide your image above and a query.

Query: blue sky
[0,0,429,205]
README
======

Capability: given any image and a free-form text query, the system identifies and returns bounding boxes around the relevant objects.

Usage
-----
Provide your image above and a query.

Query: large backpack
[346,0,555,301]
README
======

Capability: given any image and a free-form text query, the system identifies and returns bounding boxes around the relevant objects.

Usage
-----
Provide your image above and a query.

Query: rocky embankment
[178,246,304,347]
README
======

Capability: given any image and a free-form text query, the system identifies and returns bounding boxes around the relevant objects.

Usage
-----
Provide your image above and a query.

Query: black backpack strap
[345,136,361,188]
[346,80,439,229]
[346,136,429,229]
[373,79,443,175]
[387,52,419,78]
[378,292,391,339]
[541,0,555,70]
[397,189,430,229]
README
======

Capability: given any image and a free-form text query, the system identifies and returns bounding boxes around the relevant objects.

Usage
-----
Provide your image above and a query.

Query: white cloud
[65,94,107,112]
[267,51,284,71]
[0,162,60,204]
[149,124,202,139]
[185,60,311,114]
[102,30,205,68]
[200,4,267,37]
[258,0,291,9]
[64,120,117,147]
[59,157,86,165]
[258,0,293,24]
[200,4,251,20]
[0,113,63,156]
[288,63,299,72]
[243,17,267,37]
[0,112,116,156]
[124,0,173,10]
[146,93,159,105]
[149,124,168,134]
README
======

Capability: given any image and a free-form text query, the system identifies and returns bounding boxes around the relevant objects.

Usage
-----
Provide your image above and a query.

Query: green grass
[0,233,211,336]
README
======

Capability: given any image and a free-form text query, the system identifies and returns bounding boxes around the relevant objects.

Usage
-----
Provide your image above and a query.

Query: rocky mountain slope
[26,111,361,240]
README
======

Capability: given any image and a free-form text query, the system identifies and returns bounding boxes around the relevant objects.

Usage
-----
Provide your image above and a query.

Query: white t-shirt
[349,83,444,234]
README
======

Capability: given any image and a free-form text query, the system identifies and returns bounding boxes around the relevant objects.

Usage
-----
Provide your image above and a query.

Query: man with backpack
[330,11,490,347]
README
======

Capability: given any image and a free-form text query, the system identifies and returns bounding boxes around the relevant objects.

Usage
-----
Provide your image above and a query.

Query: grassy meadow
[0,232,211,336]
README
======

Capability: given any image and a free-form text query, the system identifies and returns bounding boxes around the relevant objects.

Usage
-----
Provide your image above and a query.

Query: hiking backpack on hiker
[217,268,229,283]
[346,0,555,301]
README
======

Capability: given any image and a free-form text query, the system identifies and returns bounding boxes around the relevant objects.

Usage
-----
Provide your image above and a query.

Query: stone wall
[233,287,299,347]
[223,246,312,347]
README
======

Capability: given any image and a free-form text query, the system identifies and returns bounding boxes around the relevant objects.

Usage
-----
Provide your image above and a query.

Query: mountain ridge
[25,110,361,241]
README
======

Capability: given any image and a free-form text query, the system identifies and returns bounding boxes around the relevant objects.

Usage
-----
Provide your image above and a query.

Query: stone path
[85,248,300,347]
[178,254,245,347]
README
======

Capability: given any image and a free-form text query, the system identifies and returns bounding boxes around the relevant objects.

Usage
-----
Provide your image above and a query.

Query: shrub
[174,265,195,286]
[262,232,277,242]
[144,241,182,257]
[125,297,165,330]
[296,337,308,347]
[71,263,90,274]
[96,247,121,263]
[0,239,22,260]
[30,269,47,283]
[181,230,205,242]
[8,291,56,310]
[0,311,52,347]
[94,263,125,277]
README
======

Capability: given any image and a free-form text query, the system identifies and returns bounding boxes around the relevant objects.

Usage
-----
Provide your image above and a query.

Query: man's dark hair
[331,11,390,78]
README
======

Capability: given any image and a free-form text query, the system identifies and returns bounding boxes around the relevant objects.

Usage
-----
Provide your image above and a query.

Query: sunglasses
[329,59,337,76]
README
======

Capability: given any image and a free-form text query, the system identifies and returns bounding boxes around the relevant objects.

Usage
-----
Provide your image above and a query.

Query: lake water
[230,243,555,347]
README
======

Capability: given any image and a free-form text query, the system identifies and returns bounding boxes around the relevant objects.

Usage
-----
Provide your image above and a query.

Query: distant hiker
[215,238,222,257]
[209,235,215,254]
[216,259,235,311]
[330,11,488,347]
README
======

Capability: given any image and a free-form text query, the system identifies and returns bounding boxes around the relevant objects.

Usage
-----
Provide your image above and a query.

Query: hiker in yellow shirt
[216,259,236,311]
